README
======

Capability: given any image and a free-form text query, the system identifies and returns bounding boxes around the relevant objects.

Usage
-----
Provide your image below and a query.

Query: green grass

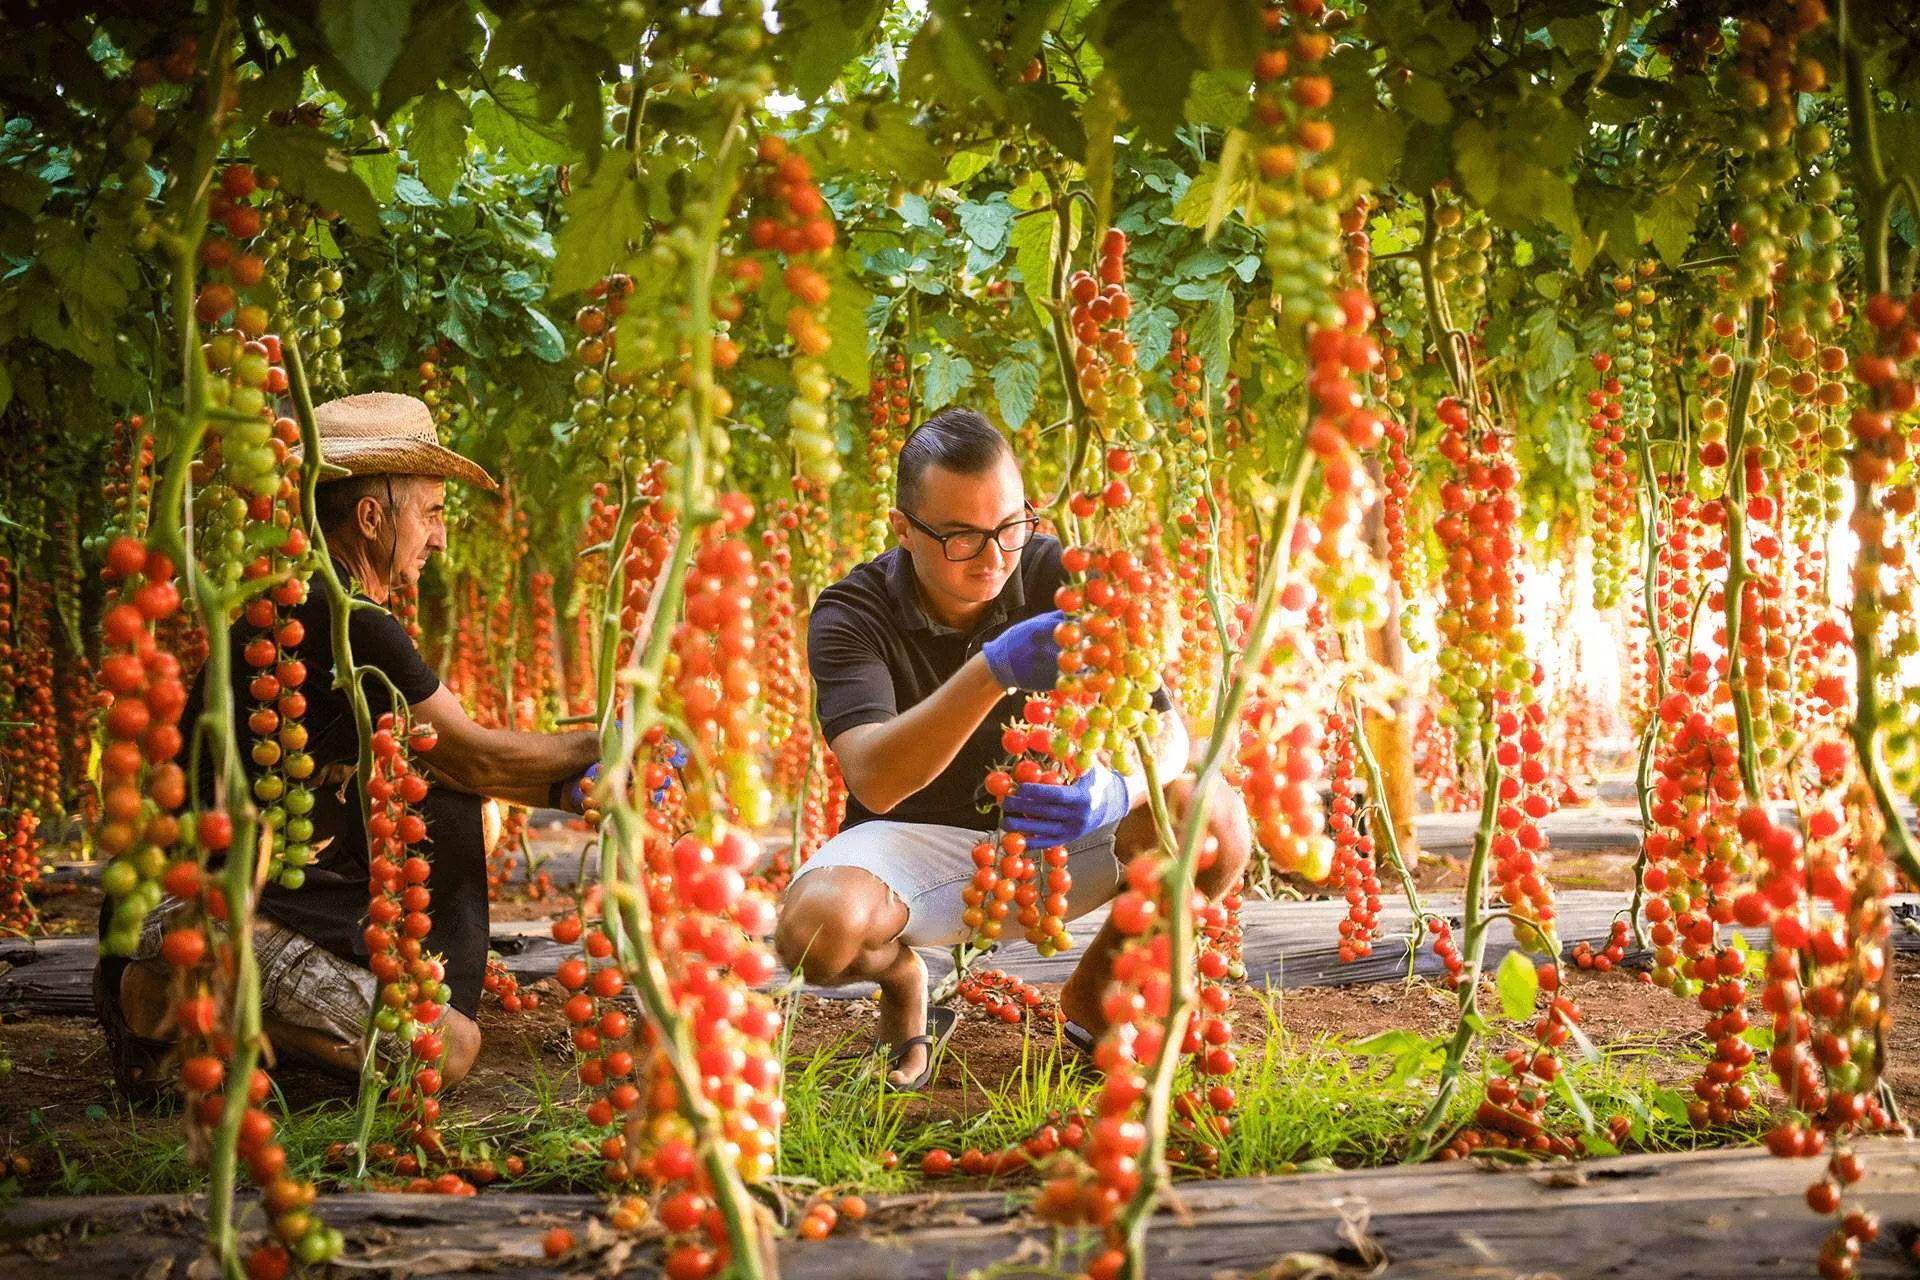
[1,1001,1775,1203]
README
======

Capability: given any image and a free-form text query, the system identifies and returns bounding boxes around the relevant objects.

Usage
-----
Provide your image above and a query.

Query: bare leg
[774,866,934,1085]
[1057,774,1252,1035]
[121,956,481,1085]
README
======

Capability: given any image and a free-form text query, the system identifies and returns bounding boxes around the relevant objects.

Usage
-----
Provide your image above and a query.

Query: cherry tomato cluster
[94,539,189,953]
[858,354,910,559]
[233,392,318,895]
[957,966,1053,1023]
[1431,395,1529,754]
[674,496,771,828]
[795,1193,866,1241]
[361,712,454,1149]
[1324,709,1380,961]
[1490,683,1559,942]
[555,816,784,1279]
[975,734,1076,953]
[1248,0,1344,334]
[481,953,541,1014]
[1236,676,1332,882]
[160,856,340,1273]
[1568,919,1631,973]
[741,135,841,483]
[1065,229,1143,449]
[757,499,807,796]
[1586,335,1635,606]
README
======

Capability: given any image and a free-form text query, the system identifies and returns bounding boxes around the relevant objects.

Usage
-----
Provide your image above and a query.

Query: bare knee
[774,869,900,985]
[440,1009,482,1087]
[1162,774,1253,897]
[119,960,173,1039]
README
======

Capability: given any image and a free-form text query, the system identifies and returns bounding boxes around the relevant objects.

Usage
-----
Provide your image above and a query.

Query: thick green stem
[1111,445,1316,1280]
[1117,745,1195,1279]
[588,108,767,1280]
[1405,748,1500,1163]
[1627,424,1670,946]
[147,18,262,1274]
[1718,297,1768,804]
[283,332,391,1170]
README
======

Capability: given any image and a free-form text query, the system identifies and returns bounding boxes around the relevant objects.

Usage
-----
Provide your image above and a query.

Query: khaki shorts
[130,897,433,1069]
[788,819,1123,948]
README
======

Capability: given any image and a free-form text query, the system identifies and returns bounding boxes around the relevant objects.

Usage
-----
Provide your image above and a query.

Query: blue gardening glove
[566,761,600,813]
[1001,767,1132,847]
[981,610,1068,691]
[653,737,686,805]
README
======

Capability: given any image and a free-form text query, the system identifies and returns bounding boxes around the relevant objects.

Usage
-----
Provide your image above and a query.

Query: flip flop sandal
[92,957,176,1106]
[878,1004,959,1094]
[1058,1019,1101,1067]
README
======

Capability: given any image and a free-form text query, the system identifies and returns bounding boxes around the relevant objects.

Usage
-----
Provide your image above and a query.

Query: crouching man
[775,408,1251,1088]
[95,392,602,1101]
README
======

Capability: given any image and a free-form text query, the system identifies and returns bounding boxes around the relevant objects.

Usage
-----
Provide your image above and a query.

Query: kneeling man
[776,408,1250,1088]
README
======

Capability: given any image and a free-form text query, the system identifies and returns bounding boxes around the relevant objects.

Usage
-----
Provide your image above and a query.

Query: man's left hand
[1000,768,1131,847]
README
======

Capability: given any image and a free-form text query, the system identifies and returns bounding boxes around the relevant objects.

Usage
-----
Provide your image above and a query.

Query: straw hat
[294,392,498,491]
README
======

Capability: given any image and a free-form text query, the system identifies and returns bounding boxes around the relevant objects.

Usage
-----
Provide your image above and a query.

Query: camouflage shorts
[131,896,434,1070]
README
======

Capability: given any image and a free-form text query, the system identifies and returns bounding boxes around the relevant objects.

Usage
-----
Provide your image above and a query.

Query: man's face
[359,475,447,590]
[889,455,1028,617]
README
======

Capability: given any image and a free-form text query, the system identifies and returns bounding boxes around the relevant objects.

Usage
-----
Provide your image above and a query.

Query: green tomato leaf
[1095,0,1202,146]
[1128,303,1177,374]
[1495,949,1539,1022]
[921,349,975,412]
[779,0,889,101]
[411,89,471,202]
[1185,68,1252,129]
[990,355,1040,429]
[250,125,383,235]
[1174,0,1263,69]
[956,195,1016,257]
[319,0,413,98]
[824,263,874,388]
[1009,207,1059,327]
[472,77,573,166]
[549,161,647,298]
[522,305,565,362]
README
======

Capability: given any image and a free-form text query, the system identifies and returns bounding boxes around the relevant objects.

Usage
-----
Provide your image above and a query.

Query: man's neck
[331,547,390,605]
[913,573,988,632]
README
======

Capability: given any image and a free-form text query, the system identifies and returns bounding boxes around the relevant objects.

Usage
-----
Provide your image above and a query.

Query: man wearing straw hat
[95,392,603,1101]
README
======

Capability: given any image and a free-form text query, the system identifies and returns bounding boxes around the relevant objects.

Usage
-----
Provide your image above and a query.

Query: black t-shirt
[172,574,490,1017]
[808,535,1170,832]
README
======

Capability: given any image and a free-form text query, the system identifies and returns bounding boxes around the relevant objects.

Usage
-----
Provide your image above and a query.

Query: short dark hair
[895,407,1013,512]
[313,473,394,538]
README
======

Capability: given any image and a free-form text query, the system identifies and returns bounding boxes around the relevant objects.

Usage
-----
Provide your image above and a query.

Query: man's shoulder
[814,548,899,619]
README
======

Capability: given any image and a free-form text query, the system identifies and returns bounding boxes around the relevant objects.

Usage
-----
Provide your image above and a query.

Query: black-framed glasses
[900,502,1040,561]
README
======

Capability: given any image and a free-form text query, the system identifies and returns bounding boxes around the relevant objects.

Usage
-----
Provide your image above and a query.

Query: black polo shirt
[808,535,1169,832]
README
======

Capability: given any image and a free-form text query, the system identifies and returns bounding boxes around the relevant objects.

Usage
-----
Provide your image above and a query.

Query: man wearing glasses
[776,407,1251,1090]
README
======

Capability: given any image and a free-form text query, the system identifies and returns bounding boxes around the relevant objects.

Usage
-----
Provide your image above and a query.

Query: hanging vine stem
[1626,421,1671,947]
[142,15,277,1275]
[587,105,771,1279]
[1110,442,1317,1280]
[1718,295,1769,804]
[1341,669,1426,975]
[1037,181,1095,514]
[1404,186,1517,1164]
[283,331,396,1173]
[1403,748,1500,1164]
[1837,9,1920,894]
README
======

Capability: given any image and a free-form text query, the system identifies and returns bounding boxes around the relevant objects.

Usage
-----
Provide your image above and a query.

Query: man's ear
[356,493,385,540]
[887,509,910,546]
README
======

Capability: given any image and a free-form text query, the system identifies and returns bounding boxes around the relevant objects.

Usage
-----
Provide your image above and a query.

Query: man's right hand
[981,609,1068,691]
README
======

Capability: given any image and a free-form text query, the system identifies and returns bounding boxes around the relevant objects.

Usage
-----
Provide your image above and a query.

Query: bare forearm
[452,728,599,797]
[835,654,1009,814]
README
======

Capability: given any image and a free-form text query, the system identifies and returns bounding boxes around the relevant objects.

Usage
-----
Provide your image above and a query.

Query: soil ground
[5,808,1915,1192]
